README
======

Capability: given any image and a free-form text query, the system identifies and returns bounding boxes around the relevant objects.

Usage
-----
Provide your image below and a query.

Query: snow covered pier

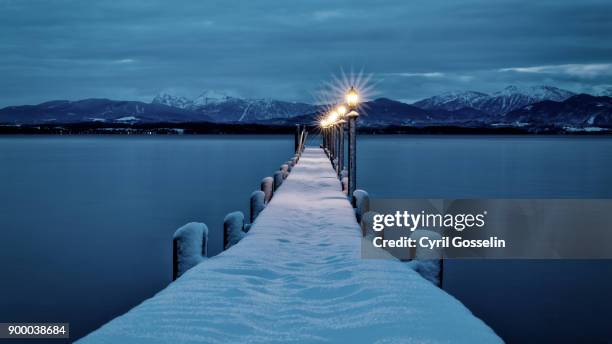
[80,147,501,343]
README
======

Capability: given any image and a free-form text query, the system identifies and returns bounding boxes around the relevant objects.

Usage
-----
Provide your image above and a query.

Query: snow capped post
[250,190,266,223]
[345,86,360,203]
[273,171,283,191]
[353,189,370,223]
[261,177,274,204]
[340,169,349,194]
[224,211,245,250]
[173,222,208,280]
[280,164,289,179]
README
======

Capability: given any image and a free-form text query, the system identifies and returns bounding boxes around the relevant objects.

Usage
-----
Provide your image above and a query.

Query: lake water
[1,135,611,343]
[357,136,612,343]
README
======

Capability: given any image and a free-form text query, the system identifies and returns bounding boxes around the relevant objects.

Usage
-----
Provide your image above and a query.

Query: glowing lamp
[345,86,359,108]
[328,111,339,124]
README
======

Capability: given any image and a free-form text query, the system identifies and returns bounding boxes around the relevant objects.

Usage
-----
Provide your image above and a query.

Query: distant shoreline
[0,122,611,136]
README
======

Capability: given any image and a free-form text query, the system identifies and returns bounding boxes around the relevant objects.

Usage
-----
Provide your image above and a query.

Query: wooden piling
[280,164,289,179]
[172,222,208,280]
[261,177,274,204]
[250,190,266,223]
[224,211,245,250]
[353,189,370,223]
[273,171,283,191]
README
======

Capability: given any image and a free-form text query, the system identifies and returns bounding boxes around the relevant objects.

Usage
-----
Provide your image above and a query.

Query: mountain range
[152,91,316,122]
[0,99,212,124]
[504,94,612,127]
[413,85,576,115]
[1,86,611,130]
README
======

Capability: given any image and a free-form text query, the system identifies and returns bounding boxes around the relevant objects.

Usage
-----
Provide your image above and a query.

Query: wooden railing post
[353,189,370,223]
[250,190,265,223]
[273,171,283,191]
[224,211,245,250]
[260,177,273,204]
[280,164,289,179]
[173,222,208,280]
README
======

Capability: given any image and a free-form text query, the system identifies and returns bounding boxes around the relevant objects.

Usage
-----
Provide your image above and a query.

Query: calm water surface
[0,135,293,341]
[358,135,612,344]
[1,135,611,343]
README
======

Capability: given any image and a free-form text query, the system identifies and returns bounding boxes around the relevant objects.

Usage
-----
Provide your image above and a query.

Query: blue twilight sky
[1,0,612,106]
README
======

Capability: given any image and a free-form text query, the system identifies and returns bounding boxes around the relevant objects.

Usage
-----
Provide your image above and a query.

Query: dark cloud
[1,0,612,106]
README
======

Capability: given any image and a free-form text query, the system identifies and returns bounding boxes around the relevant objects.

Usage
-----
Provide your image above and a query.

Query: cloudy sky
[1,0,612,106]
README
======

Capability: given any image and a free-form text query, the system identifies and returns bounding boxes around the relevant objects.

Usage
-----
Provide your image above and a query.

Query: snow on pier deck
[80,147,501,344]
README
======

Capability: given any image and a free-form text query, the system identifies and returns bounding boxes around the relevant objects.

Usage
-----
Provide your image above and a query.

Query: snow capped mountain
[192,90,232,107]
[505,94,612,127]
[495,85,574,101]
[593,85,612,97]
[152,90,234,109]
[152,93,193,109]
[2,85,610,129]
[413,91,490,111]
[483,85,575,115]
[150,92,316,122]
[413,85,576,116]
[193,97,317,122]
[267,98,488,127]
[0,98,211,124]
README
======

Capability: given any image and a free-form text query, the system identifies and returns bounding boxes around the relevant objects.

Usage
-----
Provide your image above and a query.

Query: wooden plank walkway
[79,147,501,343]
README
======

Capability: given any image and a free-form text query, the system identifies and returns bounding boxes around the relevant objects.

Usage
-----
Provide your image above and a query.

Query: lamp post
[324,126,327,151]
[345,86,359,203]
[320,118,328,152]
[328,110,339,167]
[331,122,336,163]
[336,105,347,177]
